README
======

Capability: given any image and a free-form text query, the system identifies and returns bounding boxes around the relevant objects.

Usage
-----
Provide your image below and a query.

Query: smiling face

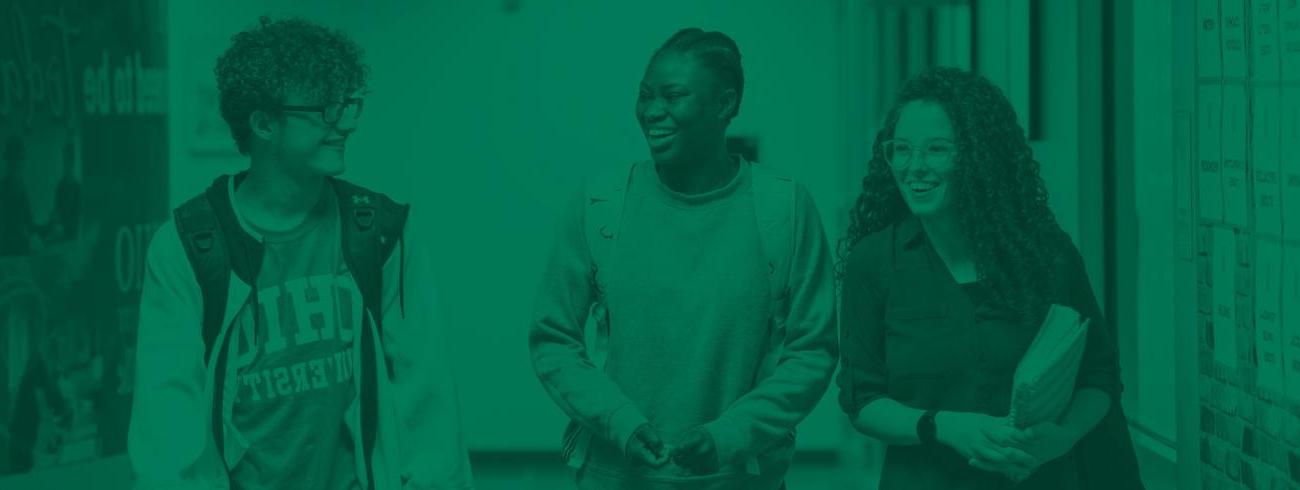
[266,90,362,178]
[635,52,733,167]
[889,101,959,219]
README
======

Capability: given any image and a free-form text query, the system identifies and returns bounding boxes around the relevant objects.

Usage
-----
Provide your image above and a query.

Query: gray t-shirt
[227,187,358,490]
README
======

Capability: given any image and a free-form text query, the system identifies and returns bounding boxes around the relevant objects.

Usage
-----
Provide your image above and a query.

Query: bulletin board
[0,0,168,483]
[1193,0,1300,488]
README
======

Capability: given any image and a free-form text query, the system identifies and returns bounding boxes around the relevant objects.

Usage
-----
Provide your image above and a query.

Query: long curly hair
[215,16,369,155]
[838,67,1071,325]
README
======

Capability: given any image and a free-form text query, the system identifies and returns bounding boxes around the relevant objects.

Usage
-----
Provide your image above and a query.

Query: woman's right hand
[934,412,1037,472]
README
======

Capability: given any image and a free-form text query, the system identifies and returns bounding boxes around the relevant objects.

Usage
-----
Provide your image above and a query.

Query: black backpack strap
[172,172,266,470]
[328,177,409,490]
[329,177,410,333]
[174,189,232,365]
[211,172,266,289]
[175,172,267,360]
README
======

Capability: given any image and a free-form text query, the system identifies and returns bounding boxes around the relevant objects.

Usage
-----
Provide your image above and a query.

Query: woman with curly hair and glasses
[836,67,1143,489]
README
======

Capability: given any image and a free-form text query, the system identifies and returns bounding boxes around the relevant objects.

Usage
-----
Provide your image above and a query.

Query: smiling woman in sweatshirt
[529,28,837,490]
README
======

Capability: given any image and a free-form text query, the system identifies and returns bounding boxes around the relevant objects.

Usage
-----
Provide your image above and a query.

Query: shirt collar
[897,214,927,250]
[647,153,750,207]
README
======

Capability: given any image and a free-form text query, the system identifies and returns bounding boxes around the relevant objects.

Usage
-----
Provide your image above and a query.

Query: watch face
[917,410,938,444]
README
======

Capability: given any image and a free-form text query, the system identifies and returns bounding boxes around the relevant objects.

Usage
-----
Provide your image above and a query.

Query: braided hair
[650,28,744,121]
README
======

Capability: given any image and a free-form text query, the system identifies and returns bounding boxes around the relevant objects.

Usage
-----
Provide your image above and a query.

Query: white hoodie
[127,179,473,490]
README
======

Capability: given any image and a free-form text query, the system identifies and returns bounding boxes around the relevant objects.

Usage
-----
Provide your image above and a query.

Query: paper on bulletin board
[1221,0,1249,78]
[1283,88,1300,241]
[1253,88,1283,236]
[1283,243,1300,405]
[1256,240,1284,393]
[1254,0,1281,81]
[1198,0,1223,77]
[1199,85,1225,222]
[1214,227,1239,369]
[1282,0,1300,81]
[1221,85,1250,227]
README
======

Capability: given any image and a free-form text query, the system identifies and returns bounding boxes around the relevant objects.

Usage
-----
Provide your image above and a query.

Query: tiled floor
[470,451,871,490]
[0,442,1178,490]
[470,441,1179,490]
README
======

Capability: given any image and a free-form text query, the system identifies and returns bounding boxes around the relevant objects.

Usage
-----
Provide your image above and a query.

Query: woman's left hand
[969,424,1034,482]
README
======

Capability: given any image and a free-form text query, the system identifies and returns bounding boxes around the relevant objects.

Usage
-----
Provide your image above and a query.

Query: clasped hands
[624,423,720,475]
[935,412,1077,483]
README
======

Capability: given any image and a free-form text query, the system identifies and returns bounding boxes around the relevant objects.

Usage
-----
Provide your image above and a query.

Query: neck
[656,143,735,195]
[237,155,327,231]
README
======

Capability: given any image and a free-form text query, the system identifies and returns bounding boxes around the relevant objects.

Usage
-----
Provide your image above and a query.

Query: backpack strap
[583,161,638,367]
[746,161,797,475]
[329,177,410,334]
[172,172,265,470]
[749,162,797,318]
[174,189,231,366]
[559,161,637,470]
[174,173,268,363]
[328,176,409,490]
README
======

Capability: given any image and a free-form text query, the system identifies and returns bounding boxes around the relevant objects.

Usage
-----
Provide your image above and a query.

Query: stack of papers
[1008,304,1090,429]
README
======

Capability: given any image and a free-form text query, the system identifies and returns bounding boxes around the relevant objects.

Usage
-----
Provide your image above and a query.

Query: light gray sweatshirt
[530,161,838,489]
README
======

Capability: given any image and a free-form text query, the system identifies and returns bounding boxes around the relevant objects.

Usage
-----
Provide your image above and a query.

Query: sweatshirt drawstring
[249,239,262,343]
[398,235,406,319]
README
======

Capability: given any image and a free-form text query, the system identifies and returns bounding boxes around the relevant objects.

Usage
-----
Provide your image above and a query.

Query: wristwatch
[916,410,939,446]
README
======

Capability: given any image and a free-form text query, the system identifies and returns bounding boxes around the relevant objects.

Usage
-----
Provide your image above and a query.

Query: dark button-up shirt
[837,216,1122,490]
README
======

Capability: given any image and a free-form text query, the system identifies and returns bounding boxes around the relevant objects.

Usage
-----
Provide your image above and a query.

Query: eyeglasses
[882,138,956,169]
[278,97,365,125]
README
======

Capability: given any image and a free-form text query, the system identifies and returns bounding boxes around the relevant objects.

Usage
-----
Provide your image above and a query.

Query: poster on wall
[0,0,166,478]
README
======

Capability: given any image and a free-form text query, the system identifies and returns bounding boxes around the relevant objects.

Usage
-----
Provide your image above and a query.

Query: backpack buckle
[354,208,375,231]
[192,231,215,253]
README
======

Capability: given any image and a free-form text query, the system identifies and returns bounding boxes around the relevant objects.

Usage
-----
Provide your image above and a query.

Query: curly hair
[838,67,1071,326]
[215,16,369,155]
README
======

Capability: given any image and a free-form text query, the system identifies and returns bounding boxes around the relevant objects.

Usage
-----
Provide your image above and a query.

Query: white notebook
[1008,304,1090,429]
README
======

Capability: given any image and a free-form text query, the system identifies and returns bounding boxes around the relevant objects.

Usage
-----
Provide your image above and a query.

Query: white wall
[1128,0,1180,451]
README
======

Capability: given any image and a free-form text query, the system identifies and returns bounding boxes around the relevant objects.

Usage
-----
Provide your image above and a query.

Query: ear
[715,87,737,122]
[248,109,278,143]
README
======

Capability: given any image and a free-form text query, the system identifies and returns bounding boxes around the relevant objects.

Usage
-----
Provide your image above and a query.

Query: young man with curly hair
[128,17,473,490]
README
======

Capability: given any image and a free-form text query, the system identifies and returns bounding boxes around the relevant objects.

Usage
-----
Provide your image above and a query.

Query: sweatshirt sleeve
[528,184,649,455]
[703,184,839,467]
[127,221,223,490]
[381,208,475,490]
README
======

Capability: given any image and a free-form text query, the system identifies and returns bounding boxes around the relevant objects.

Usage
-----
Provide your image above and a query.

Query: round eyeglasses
[882,138,956,169]
[278,97,365,125]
